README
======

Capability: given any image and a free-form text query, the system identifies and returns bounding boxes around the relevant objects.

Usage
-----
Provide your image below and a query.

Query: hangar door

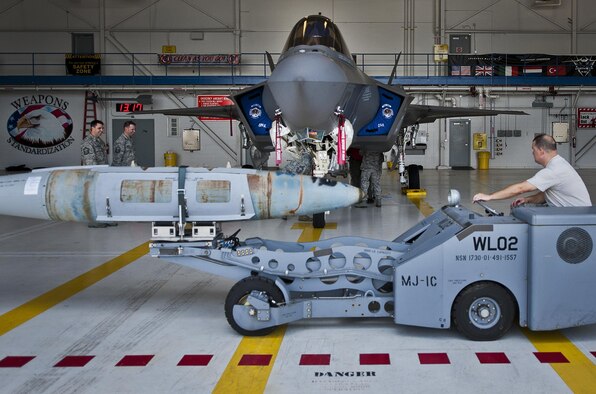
[112,119,155,167]
[449,119,471,168]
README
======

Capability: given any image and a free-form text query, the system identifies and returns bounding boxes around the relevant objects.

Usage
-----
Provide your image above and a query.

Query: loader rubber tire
[225,276,285,336]
[452,282,515,341]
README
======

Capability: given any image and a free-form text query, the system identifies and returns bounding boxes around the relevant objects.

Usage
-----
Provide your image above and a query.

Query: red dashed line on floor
[0,356,35,368]
[299,354,331,366]
[177,354,213,366]
[115,355,155,367]
[476,352,511,364]
[238,354,272,366]
[534,352,569,363]
[359,353,390,365]
[1,351,593,368]
[54,355,95,367]
[418,353,450,364]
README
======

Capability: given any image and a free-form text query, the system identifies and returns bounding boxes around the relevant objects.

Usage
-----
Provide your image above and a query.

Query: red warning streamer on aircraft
[275,111,282,165]
[337,111,346,165]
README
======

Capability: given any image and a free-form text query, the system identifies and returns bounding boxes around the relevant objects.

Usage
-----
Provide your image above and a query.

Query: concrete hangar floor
[0,168,595,393]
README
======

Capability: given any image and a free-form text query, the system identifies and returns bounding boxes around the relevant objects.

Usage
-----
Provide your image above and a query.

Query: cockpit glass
[282,15,351,58]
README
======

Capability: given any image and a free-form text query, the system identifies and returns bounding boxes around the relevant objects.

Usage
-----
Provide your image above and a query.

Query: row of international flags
[451,65,567,76]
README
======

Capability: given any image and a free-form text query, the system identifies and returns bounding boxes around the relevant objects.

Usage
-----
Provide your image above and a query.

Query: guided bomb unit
[0,166,363,229]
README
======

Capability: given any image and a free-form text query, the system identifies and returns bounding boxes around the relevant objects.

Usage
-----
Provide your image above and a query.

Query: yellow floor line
[522,329,596,393]
[408,194,596,391]
[407,195,434,217]
[213,221,334,394]
[0,241,149,336]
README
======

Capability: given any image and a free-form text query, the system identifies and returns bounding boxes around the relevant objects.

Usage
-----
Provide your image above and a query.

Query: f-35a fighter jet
[141,15,526,185]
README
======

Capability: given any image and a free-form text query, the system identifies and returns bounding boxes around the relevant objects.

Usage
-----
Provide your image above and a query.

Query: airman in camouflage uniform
[357,150,384,207]
[81,120,108,165]
[112,120,136,166]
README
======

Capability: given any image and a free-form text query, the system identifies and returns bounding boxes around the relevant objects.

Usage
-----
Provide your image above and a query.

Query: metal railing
[1,51,595,87]
[0,51,446,79]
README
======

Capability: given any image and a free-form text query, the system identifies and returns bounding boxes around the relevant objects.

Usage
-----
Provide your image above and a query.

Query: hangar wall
[1,0,596,170]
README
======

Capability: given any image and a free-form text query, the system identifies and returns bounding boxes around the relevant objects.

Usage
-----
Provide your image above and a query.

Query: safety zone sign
[577,108,596,128]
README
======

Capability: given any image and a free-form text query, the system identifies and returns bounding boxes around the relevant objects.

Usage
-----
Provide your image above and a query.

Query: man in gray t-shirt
[473,134,591,207]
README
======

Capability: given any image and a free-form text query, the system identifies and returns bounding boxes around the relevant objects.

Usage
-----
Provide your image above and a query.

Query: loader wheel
[313,212,326,228]
[452,282,515,341]
[225,276,285,336]
[407,165,420,189]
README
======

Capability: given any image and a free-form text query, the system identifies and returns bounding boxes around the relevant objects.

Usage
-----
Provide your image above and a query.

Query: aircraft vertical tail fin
[266,51,276,73]
[387,52,402,85]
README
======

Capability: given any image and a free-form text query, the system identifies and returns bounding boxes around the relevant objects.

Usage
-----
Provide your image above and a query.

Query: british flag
[475,66,493,76]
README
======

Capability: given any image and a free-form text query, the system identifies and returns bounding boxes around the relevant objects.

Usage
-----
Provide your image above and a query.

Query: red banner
[158,54,240,65]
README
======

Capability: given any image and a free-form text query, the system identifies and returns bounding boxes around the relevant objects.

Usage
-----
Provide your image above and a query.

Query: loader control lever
[474,200,503,217]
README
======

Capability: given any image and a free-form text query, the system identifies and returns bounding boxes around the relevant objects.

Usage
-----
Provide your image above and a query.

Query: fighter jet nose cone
[267,51,349,131]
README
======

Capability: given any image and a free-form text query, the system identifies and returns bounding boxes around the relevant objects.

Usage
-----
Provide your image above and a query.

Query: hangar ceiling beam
[447,0,568,32]
[109,0,163,30]
[181,0,234,29]
[47,0,97,30]
[512,0,569,31]
[0,0,23,15]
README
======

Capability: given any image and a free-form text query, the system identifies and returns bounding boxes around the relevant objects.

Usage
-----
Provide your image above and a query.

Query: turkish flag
[547,65,566,76]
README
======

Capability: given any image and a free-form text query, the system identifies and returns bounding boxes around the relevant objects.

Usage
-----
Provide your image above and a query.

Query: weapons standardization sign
[577,108,596,128]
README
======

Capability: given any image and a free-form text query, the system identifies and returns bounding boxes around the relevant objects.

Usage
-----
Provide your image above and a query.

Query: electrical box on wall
[183,129,200,151]
[449,34,471,54]
[552,122,569,143]
[473,133,487,150]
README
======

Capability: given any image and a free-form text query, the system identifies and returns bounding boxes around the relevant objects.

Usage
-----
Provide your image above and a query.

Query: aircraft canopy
[282,15,351,58]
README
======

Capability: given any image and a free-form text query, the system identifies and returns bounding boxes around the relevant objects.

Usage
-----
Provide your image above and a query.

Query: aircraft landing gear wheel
[225,276,285,336]
[407,164,420,189]
[452,282,515,341]
[313,212,325,228]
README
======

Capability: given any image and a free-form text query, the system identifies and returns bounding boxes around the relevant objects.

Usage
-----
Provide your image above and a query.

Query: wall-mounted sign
[158,54,240,65]
[183,129,200,151]
[65,54,101,75]
[197,95,234,121]
[6,94,75,154]
[577,108,596,128]
[161,45,177,53]
[434,44,449,63]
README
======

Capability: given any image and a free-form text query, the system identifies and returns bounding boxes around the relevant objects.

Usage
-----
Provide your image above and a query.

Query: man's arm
[511,191,546,207]
[112,138,123,166]
[473,181,538,202]
[81,142,96,165]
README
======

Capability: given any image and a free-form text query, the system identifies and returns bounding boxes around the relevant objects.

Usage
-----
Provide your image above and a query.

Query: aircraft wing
[135,104,241,120]
[402,105,528,127]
